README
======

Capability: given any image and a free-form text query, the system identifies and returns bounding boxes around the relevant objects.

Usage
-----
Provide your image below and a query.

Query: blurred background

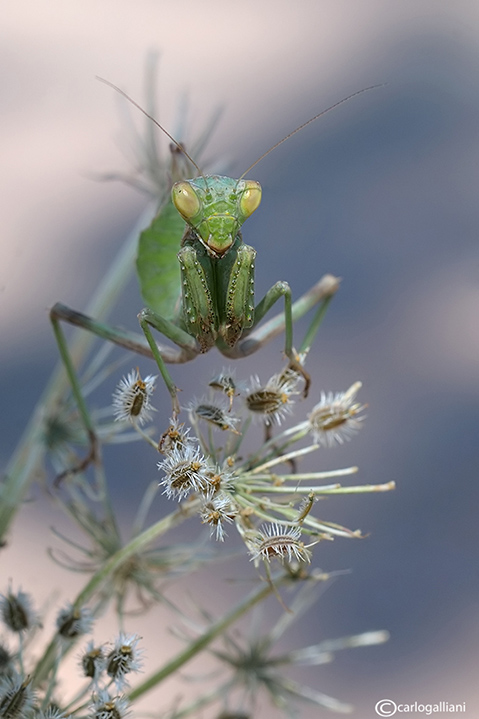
[2,1,479,715]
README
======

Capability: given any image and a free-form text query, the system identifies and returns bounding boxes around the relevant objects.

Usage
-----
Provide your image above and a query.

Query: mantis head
[97,77,382,260]
[172,176,262,257]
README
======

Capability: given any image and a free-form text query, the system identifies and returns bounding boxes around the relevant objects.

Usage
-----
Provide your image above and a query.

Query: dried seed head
[189,400,241,434]
[248,524,312,564]
[200,492,238,541]
[56,604,93,641]
[277,362,305,387]
[158,418,194,454]
[0,587,37,634]
[112,369,157,425]
[0,674,35,719]
[204,463,236,493]
[90,691,130,719]
[209,369,238,410]
[244,371,300,426]
[106,633,143,688]
[158,445,213,500]
[308,382,365,447]
[80,640,105,682]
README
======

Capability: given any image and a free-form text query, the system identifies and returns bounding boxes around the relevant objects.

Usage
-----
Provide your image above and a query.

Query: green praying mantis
[50,81,380,461]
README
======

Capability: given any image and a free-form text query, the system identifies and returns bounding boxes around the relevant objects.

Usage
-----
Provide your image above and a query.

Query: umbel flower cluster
[4,348,393,716]
[112,363,394,566]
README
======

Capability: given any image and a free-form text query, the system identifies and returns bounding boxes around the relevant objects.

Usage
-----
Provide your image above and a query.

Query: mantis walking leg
[224,274,340,393]
[137,307,200,417]
[49,303,199,474]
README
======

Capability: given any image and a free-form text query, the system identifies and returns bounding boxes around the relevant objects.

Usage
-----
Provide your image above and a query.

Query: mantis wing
[136,199,185,319]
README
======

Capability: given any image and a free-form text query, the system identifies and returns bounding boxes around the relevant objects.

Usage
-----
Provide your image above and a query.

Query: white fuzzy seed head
[208,369,238,410]
[79,640,106,682]
[248,523,312,564]
[0,587,38,634]
[200,492,238,541]
[158,445,213,500]
[106,633,143,689]
[189,399,241,434]
[159,418,194,454]
[308,382,366,447]
[90,690,130,719]
[0,674,35,719]
[244,370,300,426]
[112,369,157,426]
[56,603,93,641]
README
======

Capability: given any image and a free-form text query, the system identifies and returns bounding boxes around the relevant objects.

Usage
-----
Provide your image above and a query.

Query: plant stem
[32,498,198,687]
[0,203,157,545]
[128,579,274,700]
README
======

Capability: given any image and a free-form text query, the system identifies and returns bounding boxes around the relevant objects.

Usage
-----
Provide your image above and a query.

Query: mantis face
[172,175,262,257]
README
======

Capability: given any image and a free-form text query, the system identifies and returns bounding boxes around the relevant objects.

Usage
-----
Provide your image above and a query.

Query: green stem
[158,681,234,719]
[0,203,157,545]
[32,499,198,687]
[247,467,358,481]
[62,682,93,714]
[250,444,319,474]
[128,579,274,701]
[50,314,95,437]
[41,645,60,710]
[239,424,310,471]
[244,483,340,494]
[313,481,396,494]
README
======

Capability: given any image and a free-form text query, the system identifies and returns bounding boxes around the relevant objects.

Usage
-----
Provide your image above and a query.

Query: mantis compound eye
[172,181,201,219]
[239,180,262,218]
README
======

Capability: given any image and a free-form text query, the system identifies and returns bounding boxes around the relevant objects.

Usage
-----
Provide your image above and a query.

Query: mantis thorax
[172,175,262,258]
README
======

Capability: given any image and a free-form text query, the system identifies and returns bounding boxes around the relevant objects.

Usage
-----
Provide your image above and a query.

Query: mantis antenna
[96,76,206,180]
[238,84,386,180]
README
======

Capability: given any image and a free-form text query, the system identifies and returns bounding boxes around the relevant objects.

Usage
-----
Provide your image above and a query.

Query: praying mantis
[50,82,379,455]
